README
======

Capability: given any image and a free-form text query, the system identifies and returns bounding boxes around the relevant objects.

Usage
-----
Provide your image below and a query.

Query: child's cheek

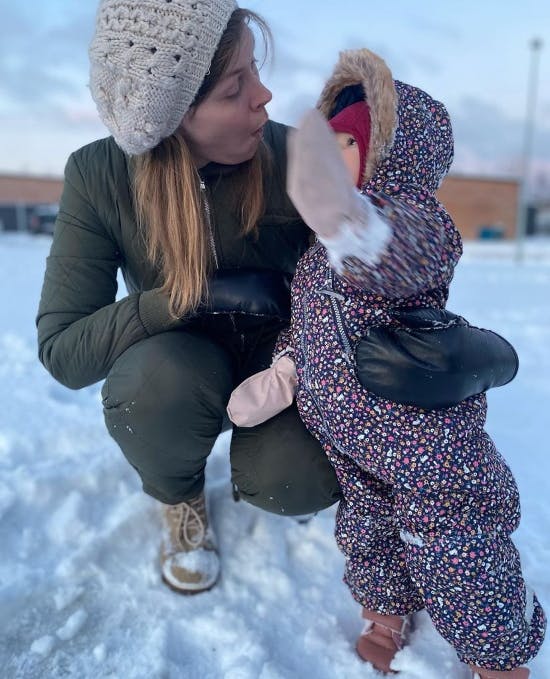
[341,146,361,187]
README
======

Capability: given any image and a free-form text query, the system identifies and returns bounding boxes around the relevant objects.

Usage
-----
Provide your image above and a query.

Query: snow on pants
[315,394,546,671]
[101,324,341,515]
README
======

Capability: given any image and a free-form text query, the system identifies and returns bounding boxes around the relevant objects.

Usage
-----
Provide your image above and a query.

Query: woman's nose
[252,79,272,110]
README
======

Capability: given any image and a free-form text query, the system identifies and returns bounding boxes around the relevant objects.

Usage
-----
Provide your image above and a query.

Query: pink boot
[470,666,530,679]
[356,608,412,674]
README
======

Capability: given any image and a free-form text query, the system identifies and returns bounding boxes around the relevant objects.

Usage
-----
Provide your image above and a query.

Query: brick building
[0,171,522,240]
[437,174,519,240]
[0,174,63,231]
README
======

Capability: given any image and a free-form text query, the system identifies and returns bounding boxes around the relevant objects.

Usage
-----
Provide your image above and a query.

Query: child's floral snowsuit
[276,50,546,671]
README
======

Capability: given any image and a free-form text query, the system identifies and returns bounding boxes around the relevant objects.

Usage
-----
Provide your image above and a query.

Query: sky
[1,0,549,195]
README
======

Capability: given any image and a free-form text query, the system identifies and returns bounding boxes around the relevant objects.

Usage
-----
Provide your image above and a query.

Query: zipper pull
[316,288,345,301]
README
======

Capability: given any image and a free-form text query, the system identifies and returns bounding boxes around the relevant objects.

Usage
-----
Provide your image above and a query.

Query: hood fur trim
[317,49,398,184]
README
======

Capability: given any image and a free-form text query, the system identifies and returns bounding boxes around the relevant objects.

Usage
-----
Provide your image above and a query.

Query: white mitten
[227,356,298,427]
[287,108,369,240]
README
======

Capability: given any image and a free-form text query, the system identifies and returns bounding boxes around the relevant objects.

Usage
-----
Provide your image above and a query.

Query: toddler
[229,48,545,677]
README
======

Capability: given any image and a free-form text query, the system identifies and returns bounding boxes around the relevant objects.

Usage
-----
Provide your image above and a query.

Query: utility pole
[516,37,543,262]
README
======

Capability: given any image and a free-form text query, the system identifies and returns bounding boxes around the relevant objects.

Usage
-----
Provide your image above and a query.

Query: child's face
[335,132,360,186]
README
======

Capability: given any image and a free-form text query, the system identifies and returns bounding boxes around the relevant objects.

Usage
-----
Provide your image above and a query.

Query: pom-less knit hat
[89,0,237,155]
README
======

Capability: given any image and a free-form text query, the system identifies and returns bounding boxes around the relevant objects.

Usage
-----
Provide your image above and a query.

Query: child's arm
[272,325,295,362]
[319,186,462,299]
[287,109,462,299]
[226,327,297,427]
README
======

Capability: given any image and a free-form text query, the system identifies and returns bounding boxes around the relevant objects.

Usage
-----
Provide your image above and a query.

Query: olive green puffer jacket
[37,120,310,389]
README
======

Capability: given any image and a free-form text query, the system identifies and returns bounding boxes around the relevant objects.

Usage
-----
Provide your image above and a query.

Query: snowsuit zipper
[317,268,353,362]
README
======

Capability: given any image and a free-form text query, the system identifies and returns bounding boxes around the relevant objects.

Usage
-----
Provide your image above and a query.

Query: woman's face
[180,26,272,167]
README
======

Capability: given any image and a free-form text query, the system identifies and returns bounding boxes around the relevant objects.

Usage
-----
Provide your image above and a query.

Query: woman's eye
[226,80,242,98]
[224,61,258,98]
[347,137,357,147]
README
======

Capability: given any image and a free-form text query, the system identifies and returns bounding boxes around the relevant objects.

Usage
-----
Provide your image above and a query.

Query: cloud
[262,45,331,125]
[0,6,95,107]
[354,37,445,82]
[59,104,102,126]
[450,96,550,183]
[402,12,461,43]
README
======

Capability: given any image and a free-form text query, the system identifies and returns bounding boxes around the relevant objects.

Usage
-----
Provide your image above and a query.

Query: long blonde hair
[133,9,272,318]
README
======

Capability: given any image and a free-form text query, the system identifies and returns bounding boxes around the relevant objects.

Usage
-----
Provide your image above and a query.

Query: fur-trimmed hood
[317,49,453,193]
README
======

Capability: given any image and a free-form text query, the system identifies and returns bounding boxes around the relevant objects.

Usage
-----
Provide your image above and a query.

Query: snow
[0,232,549,679]
[162,545,220,592]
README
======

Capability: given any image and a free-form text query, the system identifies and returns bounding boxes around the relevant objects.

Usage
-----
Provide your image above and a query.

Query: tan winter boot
[356,608,412,674]
[470,666,530,679]
[160,491,220,593]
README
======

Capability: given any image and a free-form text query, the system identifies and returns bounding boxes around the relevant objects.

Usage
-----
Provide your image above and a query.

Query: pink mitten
[287,108,368,239]
[227,356,298,427]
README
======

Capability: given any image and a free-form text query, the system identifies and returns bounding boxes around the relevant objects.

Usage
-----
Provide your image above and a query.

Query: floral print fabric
[280,79,546,669]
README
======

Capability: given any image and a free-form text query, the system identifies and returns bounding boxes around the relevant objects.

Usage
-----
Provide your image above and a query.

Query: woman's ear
[181,106,196,125]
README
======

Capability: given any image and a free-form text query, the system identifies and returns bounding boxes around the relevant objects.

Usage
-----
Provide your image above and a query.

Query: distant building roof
[0,174,63,204]
[446,172,520,186]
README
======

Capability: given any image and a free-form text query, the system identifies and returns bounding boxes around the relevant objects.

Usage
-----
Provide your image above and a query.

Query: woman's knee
[230,404,341,515]
[102,331,233,417]
[101,331,233,486]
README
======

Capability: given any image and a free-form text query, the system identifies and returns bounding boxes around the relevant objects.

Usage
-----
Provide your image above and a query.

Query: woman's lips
[252,117,269,138]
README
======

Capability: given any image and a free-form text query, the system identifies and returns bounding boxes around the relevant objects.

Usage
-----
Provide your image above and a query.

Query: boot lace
[167,494,207,551]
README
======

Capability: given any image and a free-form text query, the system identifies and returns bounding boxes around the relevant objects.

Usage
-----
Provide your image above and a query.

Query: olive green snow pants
[101,323,341,514]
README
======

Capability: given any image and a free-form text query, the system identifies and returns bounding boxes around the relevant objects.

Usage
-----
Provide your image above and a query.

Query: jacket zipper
[200,179,240,337]
[200,179,219,270]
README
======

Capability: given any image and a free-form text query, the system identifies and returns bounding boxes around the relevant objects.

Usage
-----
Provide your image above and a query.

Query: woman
[36,0,517,595]
[37,0,341,594]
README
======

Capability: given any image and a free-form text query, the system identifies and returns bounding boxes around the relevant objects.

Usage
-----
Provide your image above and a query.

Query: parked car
[477,223,505,240]
[28,204,59,235]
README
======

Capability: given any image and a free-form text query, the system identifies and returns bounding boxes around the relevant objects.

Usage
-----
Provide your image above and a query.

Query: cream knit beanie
[89,0,237,155]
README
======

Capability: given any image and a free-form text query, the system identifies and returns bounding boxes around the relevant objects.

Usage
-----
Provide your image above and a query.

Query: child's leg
[318,386,545,669]
[395,437,546,671]
[326,447,423,615]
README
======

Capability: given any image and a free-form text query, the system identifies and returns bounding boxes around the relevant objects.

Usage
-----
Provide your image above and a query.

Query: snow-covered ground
[1,233,549,679]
